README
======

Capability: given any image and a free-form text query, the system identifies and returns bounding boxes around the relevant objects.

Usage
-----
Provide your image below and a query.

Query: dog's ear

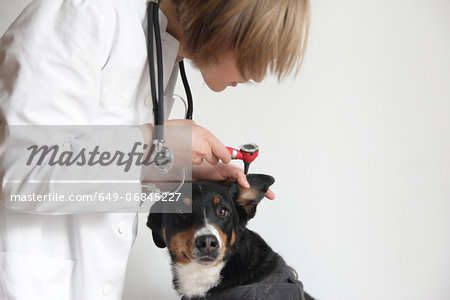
[229,174,275,224]
[147,205,166,248]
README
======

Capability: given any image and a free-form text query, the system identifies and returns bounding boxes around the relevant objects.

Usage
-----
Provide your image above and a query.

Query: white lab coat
[0,0,180,299]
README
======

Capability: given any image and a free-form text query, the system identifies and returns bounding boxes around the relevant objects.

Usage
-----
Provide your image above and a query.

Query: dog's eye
[217,207,229,218]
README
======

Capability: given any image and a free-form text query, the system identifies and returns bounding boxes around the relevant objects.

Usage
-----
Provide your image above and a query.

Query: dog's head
[147,174,274,266]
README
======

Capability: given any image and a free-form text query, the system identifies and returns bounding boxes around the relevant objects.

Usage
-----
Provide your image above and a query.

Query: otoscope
[226,143,259,174]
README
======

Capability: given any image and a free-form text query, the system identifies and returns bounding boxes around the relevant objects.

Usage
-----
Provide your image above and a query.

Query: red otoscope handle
[226,147,243,160]
[226,145,259,162]
[226,143,259,174]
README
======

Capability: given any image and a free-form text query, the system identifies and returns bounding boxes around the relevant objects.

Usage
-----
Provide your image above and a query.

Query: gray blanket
[181,260,311,300]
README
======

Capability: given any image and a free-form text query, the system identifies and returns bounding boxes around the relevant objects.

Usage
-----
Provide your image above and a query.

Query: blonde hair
[174,0,311,81]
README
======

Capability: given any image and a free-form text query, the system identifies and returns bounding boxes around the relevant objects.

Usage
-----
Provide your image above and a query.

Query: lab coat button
[118,221,126,235]
[103,283,112,296]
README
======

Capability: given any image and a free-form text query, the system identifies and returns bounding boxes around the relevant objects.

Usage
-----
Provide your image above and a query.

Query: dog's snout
[195,234,219,255]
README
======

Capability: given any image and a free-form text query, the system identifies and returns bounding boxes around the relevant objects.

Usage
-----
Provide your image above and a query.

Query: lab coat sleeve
[0,0,144,213]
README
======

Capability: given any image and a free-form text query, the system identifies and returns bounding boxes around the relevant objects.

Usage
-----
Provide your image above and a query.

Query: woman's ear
[147,205,166,248]
[229,174,275,225]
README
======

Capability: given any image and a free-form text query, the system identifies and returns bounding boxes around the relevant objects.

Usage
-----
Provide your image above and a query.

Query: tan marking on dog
[236,187,260,217]
[184,197,191,206]
[213,225,228,266]
[162,227,167,242]
[237,187,259,204]
[230,229,236,246]
[169,226,197,264]
[213,196,221,205]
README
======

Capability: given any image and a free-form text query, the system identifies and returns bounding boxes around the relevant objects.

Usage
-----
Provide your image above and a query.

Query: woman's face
[198,51,249,92]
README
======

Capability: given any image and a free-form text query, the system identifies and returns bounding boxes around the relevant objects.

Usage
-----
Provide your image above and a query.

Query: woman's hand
[188,120,231,165]
[192,162,275,200]
[140,119,231,166]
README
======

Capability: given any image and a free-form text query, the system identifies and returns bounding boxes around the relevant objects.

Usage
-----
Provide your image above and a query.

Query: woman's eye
[218,207,229,217]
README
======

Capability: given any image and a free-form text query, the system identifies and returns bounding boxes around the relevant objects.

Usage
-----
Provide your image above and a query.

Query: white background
[1,1,449,300]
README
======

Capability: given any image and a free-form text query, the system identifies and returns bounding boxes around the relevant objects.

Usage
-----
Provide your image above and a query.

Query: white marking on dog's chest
[174,261,224,298]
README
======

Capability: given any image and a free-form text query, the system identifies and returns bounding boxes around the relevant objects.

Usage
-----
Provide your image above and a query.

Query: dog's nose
[195,234,219,255]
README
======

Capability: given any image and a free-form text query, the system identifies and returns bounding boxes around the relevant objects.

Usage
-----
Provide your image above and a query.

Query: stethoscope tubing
[147,1,193,135]
[179,60,193,119]
[147,1,164,141]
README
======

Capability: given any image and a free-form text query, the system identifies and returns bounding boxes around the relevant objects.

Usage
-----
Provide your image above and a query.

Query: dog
[147,174,315,300]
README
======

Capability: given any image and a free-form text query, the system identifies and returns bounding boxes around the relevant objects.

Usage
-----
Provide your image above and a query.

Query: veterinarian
[0,0,309,299]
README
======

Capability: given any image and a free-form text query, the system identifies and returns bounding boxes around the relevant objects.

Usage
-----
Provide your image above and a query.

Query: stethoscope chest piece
[151,141,174,174]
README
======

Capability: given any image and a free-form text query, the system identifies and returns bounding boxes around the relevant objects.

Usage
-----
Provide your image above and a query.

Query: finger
[193,143,220,166]
[193,125,230,164]
[209,136,231,164]
[226,166,250,189]
[265,189,275,200]
[237,173,250,189]
[192,157,205,165]
[204,152,220,165]
[216,163,248,186]
[192,143,210,165]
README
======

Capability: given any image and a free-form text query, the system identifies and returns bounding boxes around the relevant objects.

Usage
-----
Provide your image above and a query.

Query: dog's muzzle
[194,233,221,264]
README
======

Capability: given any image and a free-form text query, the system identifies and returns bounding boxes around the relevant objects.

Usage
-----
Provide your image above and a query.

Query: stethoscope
[146,0,259,181]
[145,0,189,175]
